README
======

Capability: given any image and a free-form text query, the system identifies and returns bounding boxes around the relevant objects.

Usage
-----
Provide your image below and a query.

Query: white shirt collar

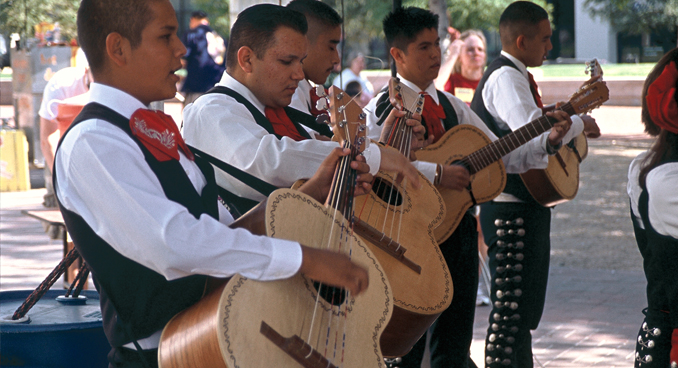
[88,83,147,119]
[395,74,439,105]
[218,72,267,114]
[500,51,529,78]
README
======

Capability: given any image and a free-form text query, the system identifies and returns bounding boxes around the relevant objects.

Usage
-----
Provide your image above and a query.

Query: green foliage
[446,0,551,31]
[191,0,229,39]
[0,0,79,42]
[584,0,678,36]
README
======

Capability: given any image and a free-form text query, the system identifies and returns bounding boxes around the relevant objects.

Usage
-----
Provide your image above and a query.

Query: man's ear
[515,34,527,51]
[106,33,130,67]
[390,47,406,65]
[237,46,255,74]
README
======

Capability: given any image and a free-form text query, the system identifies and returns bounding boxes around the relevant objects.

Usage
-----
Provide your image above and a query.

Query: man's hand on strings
[439,164,470,190]
[300,147,373,202]
[299,246,369,296]
[546,110,573,146]
[378,108,426,160]
[377,145,422,189]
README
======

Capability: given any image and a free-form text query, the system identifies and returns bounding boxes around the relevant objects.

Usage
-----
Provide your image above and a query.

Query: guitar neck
[462,102,575,175]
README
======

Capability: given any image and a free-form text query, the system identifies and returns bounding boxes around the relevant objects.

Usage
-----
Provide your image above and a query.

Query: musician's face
[522,19,552,67]
[303,26,341,85]
[394,27,441,90]
[126,0,185,105]
[248,26,307,108]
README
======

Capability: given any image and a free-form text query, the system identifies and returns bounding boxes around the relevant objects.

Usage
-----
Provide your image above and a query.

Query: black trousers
[399,212,479,368]
[479,201,551,368]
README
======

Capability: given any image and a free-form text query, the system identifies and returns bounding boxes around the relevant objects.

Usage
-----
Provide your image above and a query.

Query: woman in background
[435,29,487,105]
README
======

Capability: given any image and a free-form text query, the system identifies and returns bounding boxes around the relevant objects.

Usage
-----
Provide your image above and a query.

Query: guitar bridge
[352,218,422,274]
[260,321,338,368]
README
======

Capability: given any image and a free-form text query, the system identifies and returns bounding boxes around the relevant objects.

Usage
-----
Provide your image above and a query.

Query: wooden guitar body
[158,189,393,368]
[352,167,451,358]
[417,124,507,244]
[520,132,588,207]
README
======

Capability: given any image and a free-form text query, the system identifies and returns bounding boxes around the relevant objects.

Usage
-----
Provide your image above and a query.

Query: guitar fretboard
[461,103,575,175]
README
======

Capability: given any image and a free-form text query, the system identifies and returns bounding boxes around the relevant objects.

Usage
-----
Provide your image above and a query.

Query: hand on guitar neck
[299,147,375,202]
[544,103,601,139]
[378,107,427,156]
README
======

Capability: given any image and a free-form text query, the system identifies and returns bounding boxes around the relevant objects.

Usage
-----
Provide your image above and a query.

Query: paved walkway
[1,104,651,367]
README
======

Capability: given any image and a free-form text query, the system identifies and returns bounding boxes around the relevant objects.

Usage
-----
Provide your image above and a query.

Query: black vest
[54,103,218,347]
[206,86,333,139]
[471,56,539,204]
[638,165,678,327]
[375,88,459,140]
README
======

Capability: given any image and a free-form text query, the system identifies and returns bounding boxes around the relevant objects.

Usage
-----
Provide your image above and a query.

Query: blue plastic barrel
[0,289,109,367]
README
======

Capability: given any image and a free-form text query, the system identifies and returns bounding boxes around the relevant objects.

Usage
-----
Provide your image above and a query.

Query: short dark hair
[77,0,158,75]
[499,1,549,46]
[286,0,342,29]
[383,7,438,52]
[190,10,207,19]
[226,4,308,69]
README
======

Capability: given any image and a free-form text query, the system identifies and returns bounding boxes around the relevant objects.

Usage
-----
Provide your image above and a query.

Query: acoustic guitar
[158,87,393,368]
[416,76,609,243]
[520,59,605,207]
[352,79,452,358]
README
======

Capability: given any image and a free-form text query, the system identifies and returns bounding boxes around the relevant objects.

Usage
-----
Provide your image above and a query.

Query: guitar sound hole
[313,281,346,306]
[371,178,403,206]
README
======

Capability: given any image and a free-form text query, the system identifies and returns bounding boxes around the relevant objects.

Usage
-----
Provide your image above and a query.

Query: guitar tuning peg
[315,113,330,126]
[315,85,327,97]
[315,98,328,111]
[359,112,366,120]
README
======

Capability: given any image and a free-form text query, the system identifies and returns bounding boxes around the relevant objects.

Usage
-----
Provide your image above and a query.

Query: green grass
[535,63,655,78]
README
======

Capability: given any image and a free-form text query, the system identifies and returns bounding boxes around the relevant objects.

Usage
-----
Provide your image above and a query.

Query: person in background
[180,10,225,106]
[437,29,487,105]
[38,48,90,209]
[332,52,374,101]
[627,47,678,368]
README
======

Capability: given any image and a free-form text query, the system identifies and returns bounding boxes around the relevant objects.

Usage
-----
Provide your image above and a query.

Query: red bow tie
[129,109,194,162]
[421,93,446,144]
[527,72,544,108]
[264,107,307,141]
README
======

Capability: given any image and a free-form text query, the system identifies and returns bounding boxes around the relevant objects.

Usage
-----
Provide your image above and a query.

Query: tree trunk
[429,0,449,45]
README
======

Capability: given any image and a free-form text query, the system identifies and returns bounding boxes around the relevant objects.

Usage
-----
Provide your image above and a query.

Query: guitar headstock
[387,78,425,116]
[585,58,603,80]
[566,80,609,115]
[327,85,367,152]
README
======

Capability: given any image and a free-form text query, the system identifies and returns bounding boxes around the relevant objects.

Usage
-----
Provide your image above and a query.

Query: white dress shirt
[290,79,313,115]
[365,76,552,184]
[627,150,649,229]
[182,72,381,201]
[479,51,585,201]
[646,162,678,239]
[54,83,303,282]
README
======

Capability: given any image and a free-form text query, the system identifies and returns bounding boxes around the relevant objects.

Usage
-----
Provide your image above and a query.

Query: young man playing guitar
[365,6,574,368]
[470,2,601,367]
[182,4,421,210]
[286,0,340,124]
[56,1,376,366]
